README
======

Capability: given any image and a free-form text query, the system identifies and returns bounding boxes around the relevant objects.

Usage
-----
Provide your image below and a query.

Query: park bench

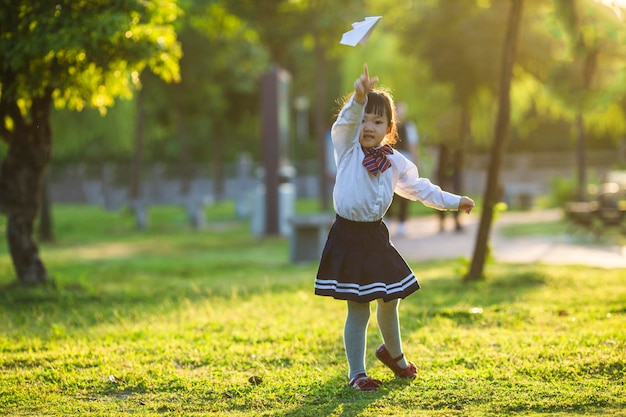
[564,180,626,236]
[564,201,598,231]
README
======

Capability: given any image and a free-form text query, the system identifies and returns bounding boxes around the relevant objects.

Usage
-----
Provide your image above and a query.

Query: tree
[387,0,525,281]
[173,1,269,201]
[0,0,181,285]
[466,0,524,281]
[395,1,509,197]
[551,0,626,200]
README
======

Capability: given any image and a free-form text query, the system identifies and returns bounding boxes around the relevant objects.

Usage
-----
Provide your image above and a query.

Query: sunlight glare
[593,0,626,19]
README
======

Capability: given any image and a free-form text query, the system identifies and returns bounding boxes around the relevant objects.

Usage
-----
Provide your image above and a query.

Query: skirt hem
[314,282,420,303]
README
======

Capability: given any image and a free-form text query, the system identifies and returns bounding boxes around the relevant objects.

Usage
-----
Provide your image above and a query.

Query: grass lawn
[0,203,624,416]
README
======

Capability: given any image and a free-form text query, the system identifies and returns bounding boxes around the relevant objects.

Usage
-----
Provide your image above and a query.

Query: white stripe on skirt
[315,273,417,297]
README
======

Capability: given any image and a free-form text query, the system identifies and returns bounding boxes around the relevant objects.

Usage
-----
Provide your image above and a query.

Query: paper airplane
[340,16,382,47]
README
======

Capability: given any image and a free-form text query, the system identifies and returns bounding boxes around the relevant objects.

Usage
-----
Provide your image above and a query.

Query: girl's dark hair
[336,87,398,146]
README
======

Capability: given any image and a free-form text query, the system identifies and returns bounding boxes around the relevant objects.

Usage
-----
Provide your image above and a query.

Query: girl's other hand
[354,64,379,104]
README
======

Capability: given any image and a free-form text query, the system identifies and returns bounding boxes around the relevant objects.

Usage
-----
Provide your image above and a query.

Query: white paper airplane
[340,16,382,47]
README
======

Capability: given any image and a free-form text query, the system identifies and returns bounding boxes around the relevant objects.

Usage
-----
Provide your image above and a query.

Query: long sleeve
[330,97,461,221]
[392,154,461,210]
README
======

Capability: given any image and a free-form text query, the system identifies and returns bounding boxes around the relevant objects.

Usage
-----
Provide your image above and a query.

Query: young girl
[315,64,475,392]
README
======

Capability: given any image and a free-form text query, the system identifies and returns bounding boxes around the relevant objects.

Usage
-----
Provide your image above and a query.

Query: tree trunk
[466,0,523,282]
[129,86,144,202]
[0,93,53,285]
[129,84,147,230]
[574,50,597,201]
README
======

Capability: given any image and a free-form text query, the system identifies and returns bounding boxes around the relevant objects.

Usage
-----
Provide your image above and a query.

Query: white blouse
[332,97,461,222]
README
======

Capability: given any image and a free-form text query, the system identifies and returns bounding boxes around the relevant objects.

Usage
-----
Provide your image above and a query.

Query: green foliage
[550,175,578,207]
[43,0,273,165]
[8,0,626,167]
[380,0,626,152]
[224,0,363,160]
[51,99,136,163]
[0,0,181,116]
[0,205,625,416]
[0,0,183,181]
[394,0,507,120]
[547,0,626,126]
[122,1,272,164]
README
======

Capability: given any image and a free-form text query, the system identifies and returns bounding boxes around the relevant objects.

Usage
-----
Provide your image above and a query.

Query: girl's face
[359,111,391,149]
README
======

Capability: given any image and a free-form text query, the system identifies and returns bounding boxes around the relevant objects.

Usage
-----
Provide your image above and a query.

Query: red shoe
[375,344,417,379]
[348,373,382,392]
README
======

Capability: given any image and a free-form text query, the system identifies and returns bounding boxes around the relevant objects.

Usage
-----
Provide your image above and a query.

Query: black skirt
[315,214,420,302]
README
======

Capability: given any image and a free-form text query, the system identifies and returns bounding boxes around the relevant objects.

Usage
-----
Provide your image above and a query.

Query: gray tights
[344,299,408,380]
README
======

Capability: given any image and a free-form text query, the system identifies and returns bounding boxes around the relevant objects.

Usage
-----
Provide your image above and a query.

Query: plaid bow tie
[362,145,393,175]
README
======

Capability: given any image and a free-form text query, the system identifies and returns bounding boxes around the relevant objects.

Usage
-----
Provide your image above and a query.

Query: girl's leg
[344,300,371,380]
[376,298,409,369]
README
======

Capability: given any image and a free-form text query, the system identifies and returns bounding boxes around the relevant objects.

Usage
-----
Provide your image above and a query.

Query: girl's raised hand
[353,64,379,104]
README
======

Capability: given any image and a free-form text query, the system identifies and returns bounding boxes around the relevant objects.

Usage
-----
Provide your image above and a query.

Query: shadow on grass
[275,375,390,417]
[0,259,550,343]
[0,264,320,351]
[274,376,469,417]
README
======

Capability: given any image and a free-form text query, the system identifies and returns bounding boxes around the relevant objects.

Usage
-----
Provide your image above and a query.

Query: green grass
[499,219,571,238]
[0,203,625,416]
